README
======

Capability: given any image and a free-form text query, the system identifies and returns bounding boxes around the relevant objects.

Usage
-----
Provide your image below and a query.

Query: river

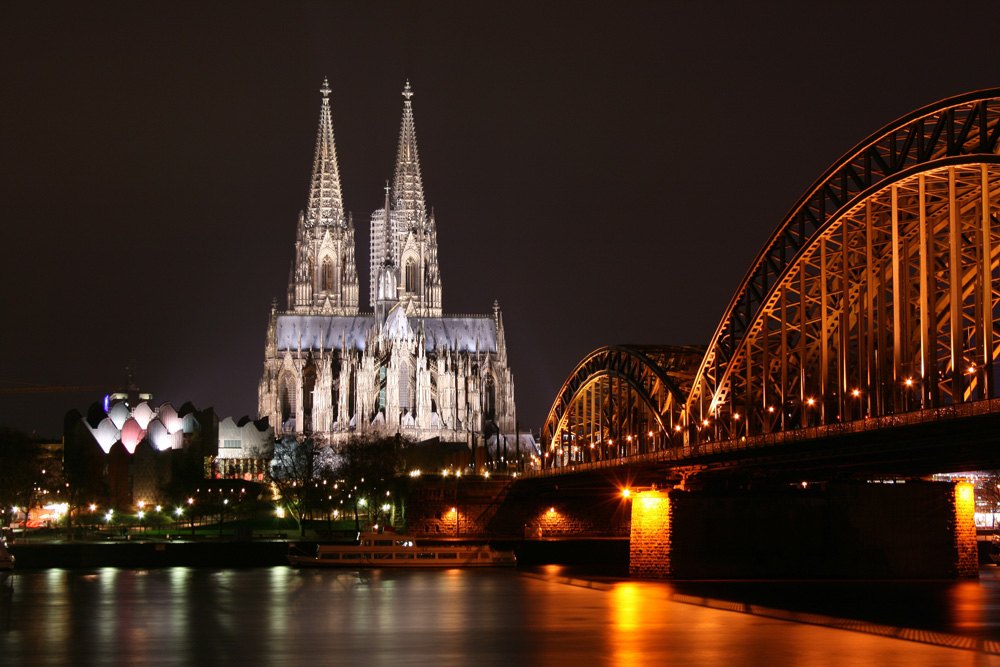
[3,565,1000,665]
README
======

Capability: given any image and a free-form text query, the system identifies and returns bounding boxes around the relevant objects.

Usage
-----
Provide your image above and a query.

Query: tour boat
[0,541,13,570]
[287,532,516,568]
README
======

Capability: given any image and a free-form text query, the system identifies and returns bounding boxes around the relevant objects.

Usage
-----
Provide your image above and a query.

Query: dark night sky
[2,1,998,439]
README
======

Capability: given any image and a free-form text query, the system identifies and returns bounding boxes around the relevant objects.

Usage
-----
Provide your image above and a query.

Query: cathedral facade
[258,81,517,448]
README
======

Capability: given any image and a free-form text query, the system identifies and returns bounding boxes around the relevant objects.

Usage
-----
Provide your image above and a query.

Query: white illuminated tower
[287,78,360,314]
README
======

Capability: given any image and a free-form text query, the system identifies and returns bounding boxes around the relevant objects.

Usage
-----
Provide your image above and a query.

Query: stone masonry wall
[404,479,511,536]
[629,490,672,578]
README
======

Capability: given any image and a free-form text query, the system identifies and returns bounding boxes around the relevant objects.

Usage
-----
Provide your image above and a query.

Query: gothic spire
[306,78,346,228]
[392,80,426,227]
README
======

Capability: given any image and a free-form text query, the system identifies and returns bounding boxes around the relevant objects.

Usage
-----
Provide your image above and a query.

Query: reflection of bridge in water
[537,88,1000,479]
[508,89,1000,579]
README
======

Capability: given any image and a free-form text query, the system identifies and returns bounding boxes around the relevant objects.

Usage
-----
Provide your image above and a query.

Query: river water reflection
[3,566,1000,665]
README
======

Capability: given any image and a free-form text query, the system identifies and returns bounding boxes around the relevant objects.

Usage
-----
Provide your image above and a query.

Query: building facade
[258,81,517,447]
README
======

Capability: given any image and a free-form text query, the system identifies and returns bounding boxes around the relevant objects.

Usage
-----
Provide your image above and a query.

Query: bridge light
[905,378,914,387]
[622,489,630,498]
[767,406,774,413]
[674,425,682,432]
[807,398,815,406]
[852,389,861,397]
[733,413,740,420]
[702,420,709,427]
[648,431,653,437]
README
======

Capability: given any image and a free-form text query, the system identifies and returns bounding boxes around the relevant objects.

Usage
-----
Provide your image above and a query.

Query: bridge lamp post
[626,435,633,457]
[805,397,816,428]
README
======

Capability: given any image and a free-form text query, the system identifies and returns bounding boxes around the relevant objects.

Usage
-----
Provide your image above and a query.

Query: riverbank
[6,537,630,569]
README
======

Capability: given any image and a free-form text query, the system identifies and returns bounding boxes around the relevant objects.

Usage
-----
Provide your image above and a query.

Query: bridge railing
[526,397,1000,479]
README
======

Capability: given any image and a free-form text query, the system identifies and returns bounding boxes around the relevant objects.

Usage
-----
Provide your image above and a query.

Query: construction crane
[0,382,115,395]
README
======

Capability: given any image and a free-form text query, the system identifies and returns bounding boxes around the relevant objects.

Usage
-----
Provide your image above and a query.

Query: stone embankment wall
[404,478,631,539]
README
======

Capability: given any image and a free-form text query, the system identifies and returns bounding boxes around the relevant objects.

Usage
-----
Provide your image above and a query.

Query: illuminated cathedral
[258,80,519,449]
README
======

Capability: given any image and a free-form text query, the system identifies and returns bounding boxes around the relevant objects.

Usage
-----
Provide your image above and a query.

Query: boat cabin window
[363,540,372,546]
[394,553,414,559]
[438,553,458,559]
[373,553,393,560]
[395,540,415,547]
[416,553,436,560]
[374,540,393,546]
[320,553,340,560]
[341,553,361,560]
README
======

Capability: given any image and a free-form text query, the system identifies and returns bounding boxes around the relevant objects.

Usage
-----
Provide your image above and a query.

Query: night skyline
[3,1,999,438]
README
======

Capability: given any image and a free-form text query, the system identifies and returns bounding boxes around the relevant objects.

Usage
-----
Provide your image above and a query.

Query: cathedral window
[279,373,297,426]
[302,364,317,433]
[322,258,333,291]
[405,259,417,293]
[308,258,315,289]
[483,375,496,421]
[399,364,413,412]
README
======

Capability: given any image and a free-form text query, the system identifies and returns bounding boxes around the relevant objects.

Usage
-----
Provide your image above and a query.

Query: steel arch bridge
[542,88,1000,469]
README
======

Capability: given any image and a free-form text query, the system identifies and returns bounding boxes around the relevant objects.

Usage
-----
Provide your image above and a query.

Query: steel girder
[686,89,1000,444]
[541,346,703,464]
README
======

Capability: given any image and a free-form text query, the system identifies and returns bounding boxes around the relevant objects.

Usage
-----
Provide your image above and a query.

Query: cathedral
[258,80,519,450]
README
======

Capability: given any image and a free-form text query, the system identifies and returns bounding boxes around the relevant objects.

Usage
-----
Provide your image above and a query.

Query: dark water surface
[3,566,1000,665]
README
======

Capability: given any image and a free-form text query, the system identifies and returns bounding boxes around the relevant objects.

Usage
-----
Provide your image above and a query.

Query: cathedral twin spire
[392,81,426,227]
[288,79,441,317]
[306,78,346,229]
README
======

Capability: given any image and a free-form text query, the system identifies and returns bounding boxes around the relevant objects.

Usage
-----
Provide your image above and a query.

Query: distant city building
[258,81,522,451]
[215,416,274,482]
[64,389,273,506]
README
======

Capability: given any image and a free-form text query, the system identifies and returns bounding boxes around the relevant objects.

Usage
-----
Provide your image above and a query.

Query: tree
[0,428,45,529]
[270,435,316,536]
[332,434,406,532]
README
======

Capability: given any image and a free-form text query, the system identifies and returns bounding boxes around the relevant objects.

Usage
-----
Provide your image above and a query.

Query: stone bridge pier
[629,481,977,579]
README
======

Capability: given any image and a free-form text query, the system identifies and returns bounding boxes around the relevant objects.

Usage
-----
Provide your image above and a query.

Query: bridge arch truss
[540,345,703,466]
[540,89,1000,465]
[686,89,1000,444]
